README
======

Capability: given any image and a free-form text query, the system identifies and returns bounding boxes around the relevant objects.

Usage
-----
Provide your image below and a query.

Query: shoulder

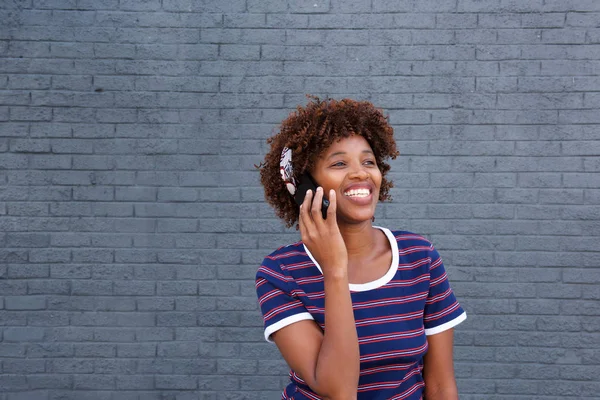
[384,228,434,250]
[264,240,307,262]
[256,240,308,279]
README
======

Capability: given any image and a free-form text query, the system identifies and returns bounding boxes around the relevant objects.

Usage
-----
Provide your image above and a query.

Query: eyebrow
[327,149,374,159]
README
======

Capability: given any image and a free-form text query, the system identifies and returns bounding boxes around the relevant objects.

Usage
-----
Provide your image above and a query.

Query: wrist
[322,268,349,282]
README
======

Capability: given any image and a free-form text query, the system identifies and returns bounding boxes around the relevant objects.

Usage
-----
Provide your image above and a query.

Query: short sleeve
[256,256,314,343]
[423,245,466,335]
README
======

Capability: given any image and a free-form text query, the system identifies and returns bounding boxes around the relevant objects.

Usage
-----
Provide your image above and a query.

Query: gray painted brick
[28,280,70,295]
[115,374,154,390]
[5,296,46,311]
[176,327,217,342]
[47,295,94,311]
[1,2,599,399]
[113,281,155,296]
[4,327,46,342]
[0,344,25,359]
[157,281,197,296]
[73,374,116,390]
[157,312,197,327]
[44,328,93,343]
[136,297,175,311]
[27,375,71,390]
[155,375,197,390]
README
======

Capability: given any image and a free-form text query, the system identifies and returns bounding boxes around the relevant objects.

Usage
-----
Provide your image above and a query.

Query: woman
[256,97,466,400]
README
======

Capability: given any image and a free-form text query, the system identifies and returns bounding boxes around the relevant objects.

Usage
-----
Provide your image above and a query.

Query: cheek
[373,170,383,188]
[317,178,336,194]
[318,172,343,190]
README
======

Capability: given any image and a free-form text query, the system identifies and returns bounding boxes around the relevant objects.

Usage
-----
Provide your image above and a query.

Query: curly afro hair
[259,96,400,228]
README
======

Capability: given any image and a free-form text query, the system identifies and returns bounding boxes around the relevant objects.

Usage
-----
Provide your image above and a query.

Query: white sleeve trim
[425,312,467,336]
[264,312,315,343]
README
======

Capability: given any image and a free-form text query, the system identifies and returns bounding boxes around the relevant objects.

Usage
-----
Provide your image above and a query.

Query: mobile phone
[293,172,330,219]
[279,147,329,219]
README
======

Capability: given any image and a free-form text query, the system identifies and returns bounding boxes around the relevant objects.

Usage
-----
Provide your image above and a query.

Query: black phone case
[293,173,330,219]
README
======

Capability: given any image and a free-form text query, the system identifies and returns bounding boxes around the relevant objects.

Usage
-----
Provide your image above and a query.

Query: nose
[348,164,370,180]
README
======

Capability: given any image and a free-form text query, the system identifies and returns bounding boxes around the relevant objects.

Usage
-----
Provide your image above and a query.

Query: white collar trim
[302,226,399,292]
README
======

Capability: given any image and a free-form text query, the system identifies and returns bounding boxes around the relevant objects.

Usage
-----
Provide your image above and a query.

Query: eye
[331,161,346,167]
[363,159,376,166]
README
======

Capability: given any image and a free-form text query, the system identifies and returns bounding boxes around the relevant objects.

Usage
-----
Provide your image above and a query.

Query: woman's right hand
[275,187,359,398]
[299,187,348,277]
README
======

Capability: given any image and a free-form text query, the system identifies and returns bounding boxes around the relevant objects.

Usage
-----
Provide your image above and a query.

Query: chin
[337,210,376,225]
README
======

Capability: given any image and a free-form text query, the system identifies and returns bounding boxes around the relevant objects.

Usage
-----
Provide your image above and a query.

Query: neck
[338,221,379,260]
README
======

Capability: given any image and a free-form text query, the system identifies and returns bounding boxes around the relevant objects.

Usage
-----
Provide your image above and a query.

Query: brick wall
[1,1,599,399]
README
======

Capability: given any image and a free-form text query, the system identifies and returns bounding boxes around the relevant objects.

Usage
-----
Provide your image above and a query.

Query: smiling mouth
[344,188,371,198]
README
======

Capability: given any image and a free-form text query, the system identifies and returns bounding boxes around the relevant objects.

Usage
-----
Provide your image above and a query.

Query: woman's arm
[422,328,459,400]
[272,275,359,399]
[272,188,360,399]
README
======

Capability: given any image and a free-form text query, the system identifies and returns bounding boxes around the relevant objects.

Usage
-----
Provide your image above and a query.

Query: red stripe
[430,271,447,287]
[390,381,426,400]
[355,310,423,327]
[431,257,443,269]
[263,300,304,321]
[255,277,267,289]
[296,276,324,285]
[360,342,428,363]
[257,266,290,282]
[397,257,430,270]
[352,292,428,310]
[398,245,431,255]
[425,288,453,305]
[358,366,423,392]
[424,302,461,322]
[360,362,415,375]
[282,260,315,270]
[386,274,430,286]
[266,248,304,260]
[395,234,428,242]
[258,288,283,306]
[358,328,424,345]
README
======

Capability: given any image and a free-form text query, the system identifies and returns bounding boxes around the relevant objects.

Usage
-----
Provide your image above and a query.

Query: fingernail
[317,186,322,192]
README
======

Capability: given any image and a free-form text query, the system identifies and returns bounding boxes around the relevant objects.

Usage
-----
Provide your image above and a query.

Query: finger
[300,189,316,229]
[326,189,337,221]
[298,204,307,238]
[311,187,325,222]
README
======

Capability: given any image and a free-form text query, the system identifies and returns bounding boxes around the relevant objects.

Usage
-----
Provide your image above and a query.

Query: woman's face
[310,135,382,225]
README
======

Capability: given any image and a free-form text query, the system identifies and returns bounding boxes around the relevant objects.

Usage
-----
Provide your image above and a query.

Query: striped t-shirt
[255,227,466,400]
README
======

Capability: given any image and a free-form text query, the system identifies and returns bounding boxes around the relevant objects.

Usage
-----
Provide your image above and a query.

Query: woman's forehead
[321,135,373,157]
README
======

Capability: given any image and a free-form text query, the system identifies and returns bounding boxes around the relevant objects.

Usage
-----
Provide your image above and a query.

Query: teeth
[344,188,370,198]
